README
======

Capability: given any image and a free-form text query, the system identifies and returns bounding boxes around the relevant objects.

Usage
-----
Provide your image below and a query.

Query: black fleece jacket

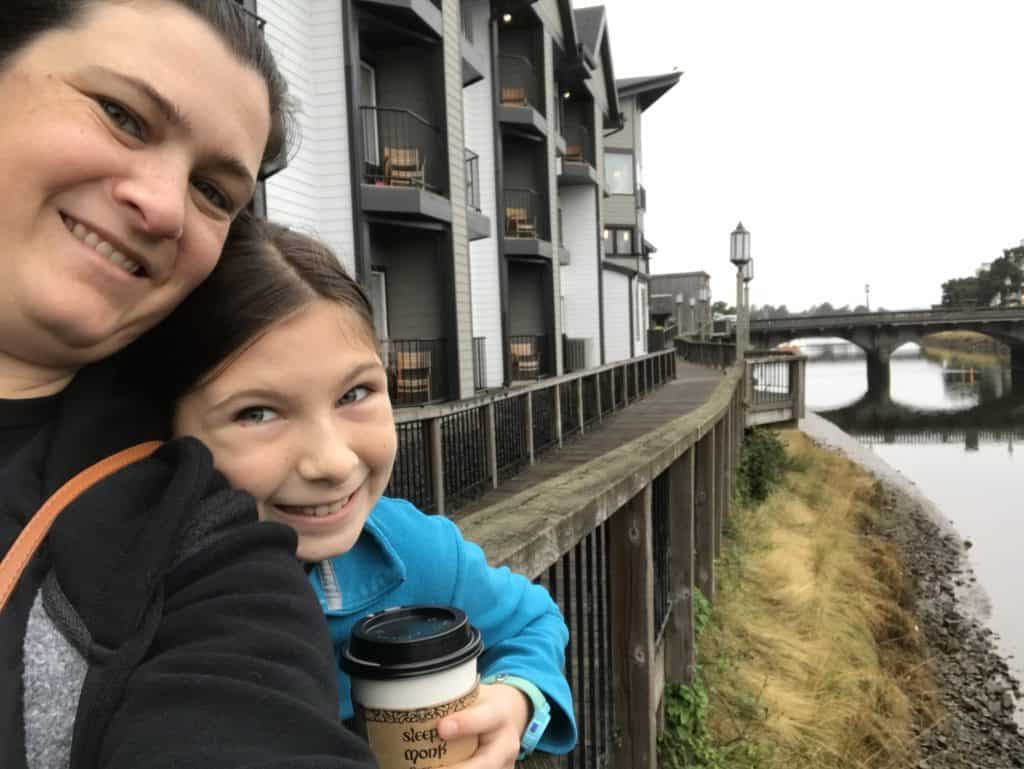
[0,356,376,769]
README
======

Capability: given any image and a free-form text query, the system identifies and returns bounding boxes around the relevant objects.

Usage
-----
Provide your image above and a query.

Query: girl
[0,2,373,767]
[155,220,578,769]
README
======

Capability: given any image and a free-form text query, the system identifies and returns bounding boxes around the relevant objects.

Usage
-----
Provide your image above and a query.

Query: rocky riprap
[877,485,1024,768]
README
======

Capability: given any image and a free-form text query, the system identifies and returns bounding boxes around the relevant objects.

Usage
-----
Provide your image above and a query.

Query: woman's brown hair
[135,213,375,403]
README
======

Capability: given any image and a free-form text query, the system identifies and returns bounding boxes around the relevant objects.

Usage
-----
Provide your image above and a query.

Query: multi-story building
[245,0,677,407]
[648,271,712,336]
[600,71,681,361]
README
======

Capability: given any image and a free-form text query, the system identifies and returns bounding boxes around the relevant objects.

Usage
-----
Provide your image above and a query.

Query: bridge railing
[459,364,747,769]
[749,305,1024,332]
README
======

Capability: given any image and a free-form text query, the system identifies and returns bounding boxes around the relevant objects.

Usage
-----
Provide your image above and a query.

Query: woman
[0,3,375,768]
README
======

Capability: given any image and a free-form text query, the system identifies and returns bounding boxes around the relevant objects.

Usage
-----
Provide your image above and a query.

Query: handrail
[361,105,441,133]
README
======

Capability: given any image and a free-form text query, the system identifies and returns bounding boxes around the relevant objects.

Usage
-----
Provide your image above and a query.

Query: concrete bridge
[748,307,1024,394]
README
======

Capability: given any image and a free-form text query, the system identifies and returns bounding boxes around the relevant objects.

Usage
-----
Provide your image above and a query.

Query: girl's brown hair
[137,213,375,402]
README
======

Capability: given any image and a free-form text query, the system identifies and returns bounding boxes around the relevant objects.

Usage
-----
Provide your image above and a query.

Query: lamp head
[730,222,751,267]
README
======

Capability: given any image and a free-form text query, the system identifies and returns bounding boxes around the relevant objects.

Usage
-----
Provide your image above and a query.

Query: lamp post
[688,296,696,335]
[865,283,871,312]
[742,258,754,352]
[674,292,685,333]
[730,223,751,358]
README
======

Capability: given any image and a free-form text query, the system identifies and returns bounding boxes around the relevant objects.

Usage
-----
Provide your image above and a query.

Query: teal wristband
[481,672,551,759]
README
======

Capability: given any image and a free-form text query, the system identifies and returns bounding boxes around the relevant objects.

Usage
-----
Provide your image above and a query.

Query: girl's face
[0,0,270,374]
[173,300,398,563]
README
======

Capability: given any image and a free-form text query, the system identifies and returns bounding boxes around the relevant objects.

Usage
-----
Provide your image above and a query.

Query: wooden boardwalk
[451,359,727,521]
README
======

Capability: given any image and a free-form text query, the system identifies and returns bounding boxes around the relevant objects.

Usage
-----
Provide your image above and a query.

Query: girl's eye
[235,406,279,424]
[98,98,144,140]
[339,386,371,406]
[192,178,232,212]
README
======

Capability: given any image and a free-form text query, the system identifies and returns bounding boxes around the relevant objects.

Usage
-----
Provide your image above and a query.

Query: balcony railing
[472,336,486,390]
[465,149,481,211]
[360,107,446,194]
[510,334,549,380]
[647,326,672,352]
[498,54,542,112]
[563,123,594,166]
[563,336,588,373]
[381,338,448,406]
[503,187,550,240]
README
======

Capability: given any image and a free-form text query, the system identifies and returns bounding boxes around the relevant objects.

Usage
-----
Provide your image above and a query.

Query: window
[604,151,634,195]
[603,227,634,256]
[360,62,379,165]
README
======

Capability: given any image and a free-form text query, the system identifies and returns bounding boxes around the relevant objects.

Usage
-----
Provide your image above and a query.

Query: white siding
[260,0,355,273]
[602,270,631,362]
[464,2,502,387]
[559,186,599,366]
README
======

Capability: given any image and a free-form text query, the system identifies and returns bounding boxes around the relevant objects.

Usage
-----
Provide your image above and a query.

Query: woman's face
[173,301,398,563]
[0,0,271,373]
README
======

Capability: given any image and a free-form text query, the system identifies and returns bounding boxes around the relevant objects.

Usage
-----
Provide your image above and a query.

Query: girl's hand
[436,682,531,769]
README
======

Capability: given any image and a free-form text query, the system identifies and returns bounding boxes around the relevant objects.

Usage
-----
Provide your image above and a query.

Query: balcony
[510,334,551,380]
[503,187,551,258]
[382,337,448,406]
[558,123,599,186]
[498,55,547,137]
[464,149,490,240]
[360,107,451,222]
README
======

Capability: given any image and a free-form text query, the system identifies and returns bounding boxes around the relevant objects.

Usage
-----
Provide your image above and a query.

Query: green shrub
[735,429,787,506]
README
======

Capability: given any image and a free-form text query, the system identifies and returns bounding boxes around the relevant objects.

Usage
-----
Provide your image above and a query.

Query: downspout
[342,0,369,283]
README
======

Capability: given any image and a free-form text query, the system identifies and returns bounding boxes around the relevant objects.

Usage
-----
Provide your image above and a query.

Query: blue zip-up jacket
[308,496,577,755]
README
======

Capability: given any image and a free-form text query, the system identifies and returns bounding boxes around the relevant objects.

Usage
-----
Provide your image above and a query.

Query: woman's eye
[192,178,232,212]
[235,406,278,424]
[339,386,371,405]
[98,98,144,140]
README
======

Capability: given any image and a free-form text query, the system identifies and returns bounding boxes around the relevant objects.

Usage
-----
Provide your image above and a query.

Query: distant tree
[711,300,735,316]
[941,276,979,306]
[853,304,869,313]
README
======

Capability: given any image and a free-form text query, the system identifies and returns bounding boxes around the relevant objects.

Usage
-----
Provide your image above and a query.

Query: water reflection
[803,340,1024,716]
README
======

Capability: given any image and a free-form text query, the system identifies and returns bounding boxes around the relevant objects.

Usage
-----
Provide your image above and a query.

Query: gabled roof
[616,71,682,111]
[571,5,621,128]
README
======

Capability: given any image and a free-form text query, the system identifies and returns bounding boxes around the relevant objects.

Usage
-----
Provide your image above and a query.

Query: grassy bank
[661,430,942,769]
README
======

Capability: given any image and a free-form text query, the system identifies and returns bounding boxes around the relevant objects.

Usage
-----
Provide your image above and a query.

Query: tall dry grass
[699,430,942,769]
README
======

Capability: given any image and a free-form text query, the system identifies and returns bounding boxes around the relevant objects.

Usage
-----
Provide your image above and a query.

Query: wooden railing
[387,349,678,515]
[745,352,806,427]
[461,362,747,769]
[675,337,737,368]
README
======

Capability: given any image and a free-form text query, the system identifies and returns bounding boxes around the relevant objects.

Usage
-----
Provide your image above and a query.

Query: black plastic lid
[341,605,483,680]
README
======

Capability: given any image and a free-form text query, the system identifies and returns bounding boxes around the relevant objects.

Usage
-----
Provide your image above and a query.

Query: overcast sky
[576,0,1024,312]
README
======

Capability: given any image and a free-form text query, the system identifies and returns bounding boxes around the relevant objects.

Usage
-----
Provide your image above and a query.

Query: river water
[799,339,1024,695]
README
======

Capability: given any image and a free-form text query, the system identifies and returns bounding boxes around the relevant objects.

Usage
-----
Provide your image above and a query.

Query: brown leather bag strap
[0,440,162,613]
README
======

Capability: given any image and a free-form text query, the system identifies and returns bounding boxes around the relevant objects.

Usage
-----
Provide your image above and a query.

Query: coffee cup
[341,605,484,769]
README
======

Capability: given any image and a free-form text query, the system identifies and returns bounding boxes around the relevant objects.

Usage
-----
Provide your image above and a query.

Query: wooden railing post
[553,383,563,448]
[430,417,445,514]
[666,450,697,684]
[713,421,724,558]
[633,362,640,401]
[485,403,498,489]
[525,392,535,465]
[595,370,603,423]
[610,366,618,410]
[694,427,716,602]
[609,485,656,769]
